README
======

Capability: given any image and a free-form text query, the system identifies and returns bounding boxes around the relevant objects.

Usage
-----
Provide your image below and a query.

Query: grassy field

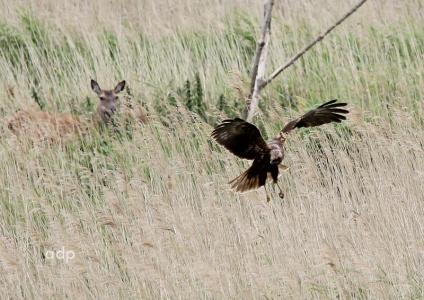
[0,0,423,298]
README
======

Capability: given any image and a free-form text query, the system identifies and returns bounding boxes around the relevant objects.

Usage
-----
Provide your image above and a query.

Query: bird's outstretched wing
[212,118,271,160]
[281,100,349,134]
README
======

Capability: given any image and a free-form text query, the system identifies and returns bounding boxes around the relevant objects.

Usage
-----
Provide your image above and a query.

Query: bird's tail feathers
[228,162,266,193]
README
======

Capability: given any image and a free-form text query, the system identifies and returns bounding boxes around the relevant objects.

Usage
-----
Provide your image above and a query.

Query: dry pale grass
[0,0,423,299]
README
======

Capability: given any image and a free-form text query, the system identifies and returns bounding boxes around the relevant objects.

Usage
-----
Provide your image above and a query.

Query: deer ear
[114,80,126,94]
[91,79,101,95]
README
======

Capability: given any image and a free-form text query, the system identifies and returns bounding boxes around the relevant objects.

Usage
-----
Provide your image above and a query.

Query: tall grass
[0,0,423,298]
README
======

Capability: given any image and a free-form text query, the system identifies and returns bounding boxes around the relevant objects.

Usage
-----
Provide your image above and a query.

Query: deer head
[91,79,126,124]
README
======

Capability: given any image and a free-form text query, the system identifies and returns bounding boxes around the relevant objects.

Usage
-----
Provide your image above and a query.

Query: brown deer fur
[5,80,126,142]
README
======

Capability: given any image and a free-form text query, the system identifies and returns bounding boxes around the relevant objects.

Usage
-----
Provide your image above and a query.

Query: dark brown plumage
[211,100,349,201]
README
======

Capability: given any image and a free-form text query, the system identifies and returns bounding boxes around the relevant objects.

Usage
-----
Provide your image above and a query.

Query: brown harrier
[211,100,349,201]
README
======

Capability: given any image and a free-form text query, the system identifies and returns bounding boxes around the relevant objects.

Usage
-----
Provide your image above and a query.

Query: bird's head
[270,148,283,165]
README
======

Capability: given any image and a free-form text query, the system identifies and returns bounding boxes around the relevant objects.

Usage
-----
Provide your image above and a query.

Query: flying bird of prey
[211,100,349,201]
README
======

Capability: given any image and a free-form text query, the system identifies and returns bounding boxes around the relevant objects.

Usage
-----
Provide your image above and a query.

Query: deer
[5,80,126,142]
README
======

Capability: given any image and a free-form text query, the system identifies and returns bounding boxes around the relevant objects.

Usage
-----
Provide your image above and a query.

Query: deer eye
[100,96,105,101]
